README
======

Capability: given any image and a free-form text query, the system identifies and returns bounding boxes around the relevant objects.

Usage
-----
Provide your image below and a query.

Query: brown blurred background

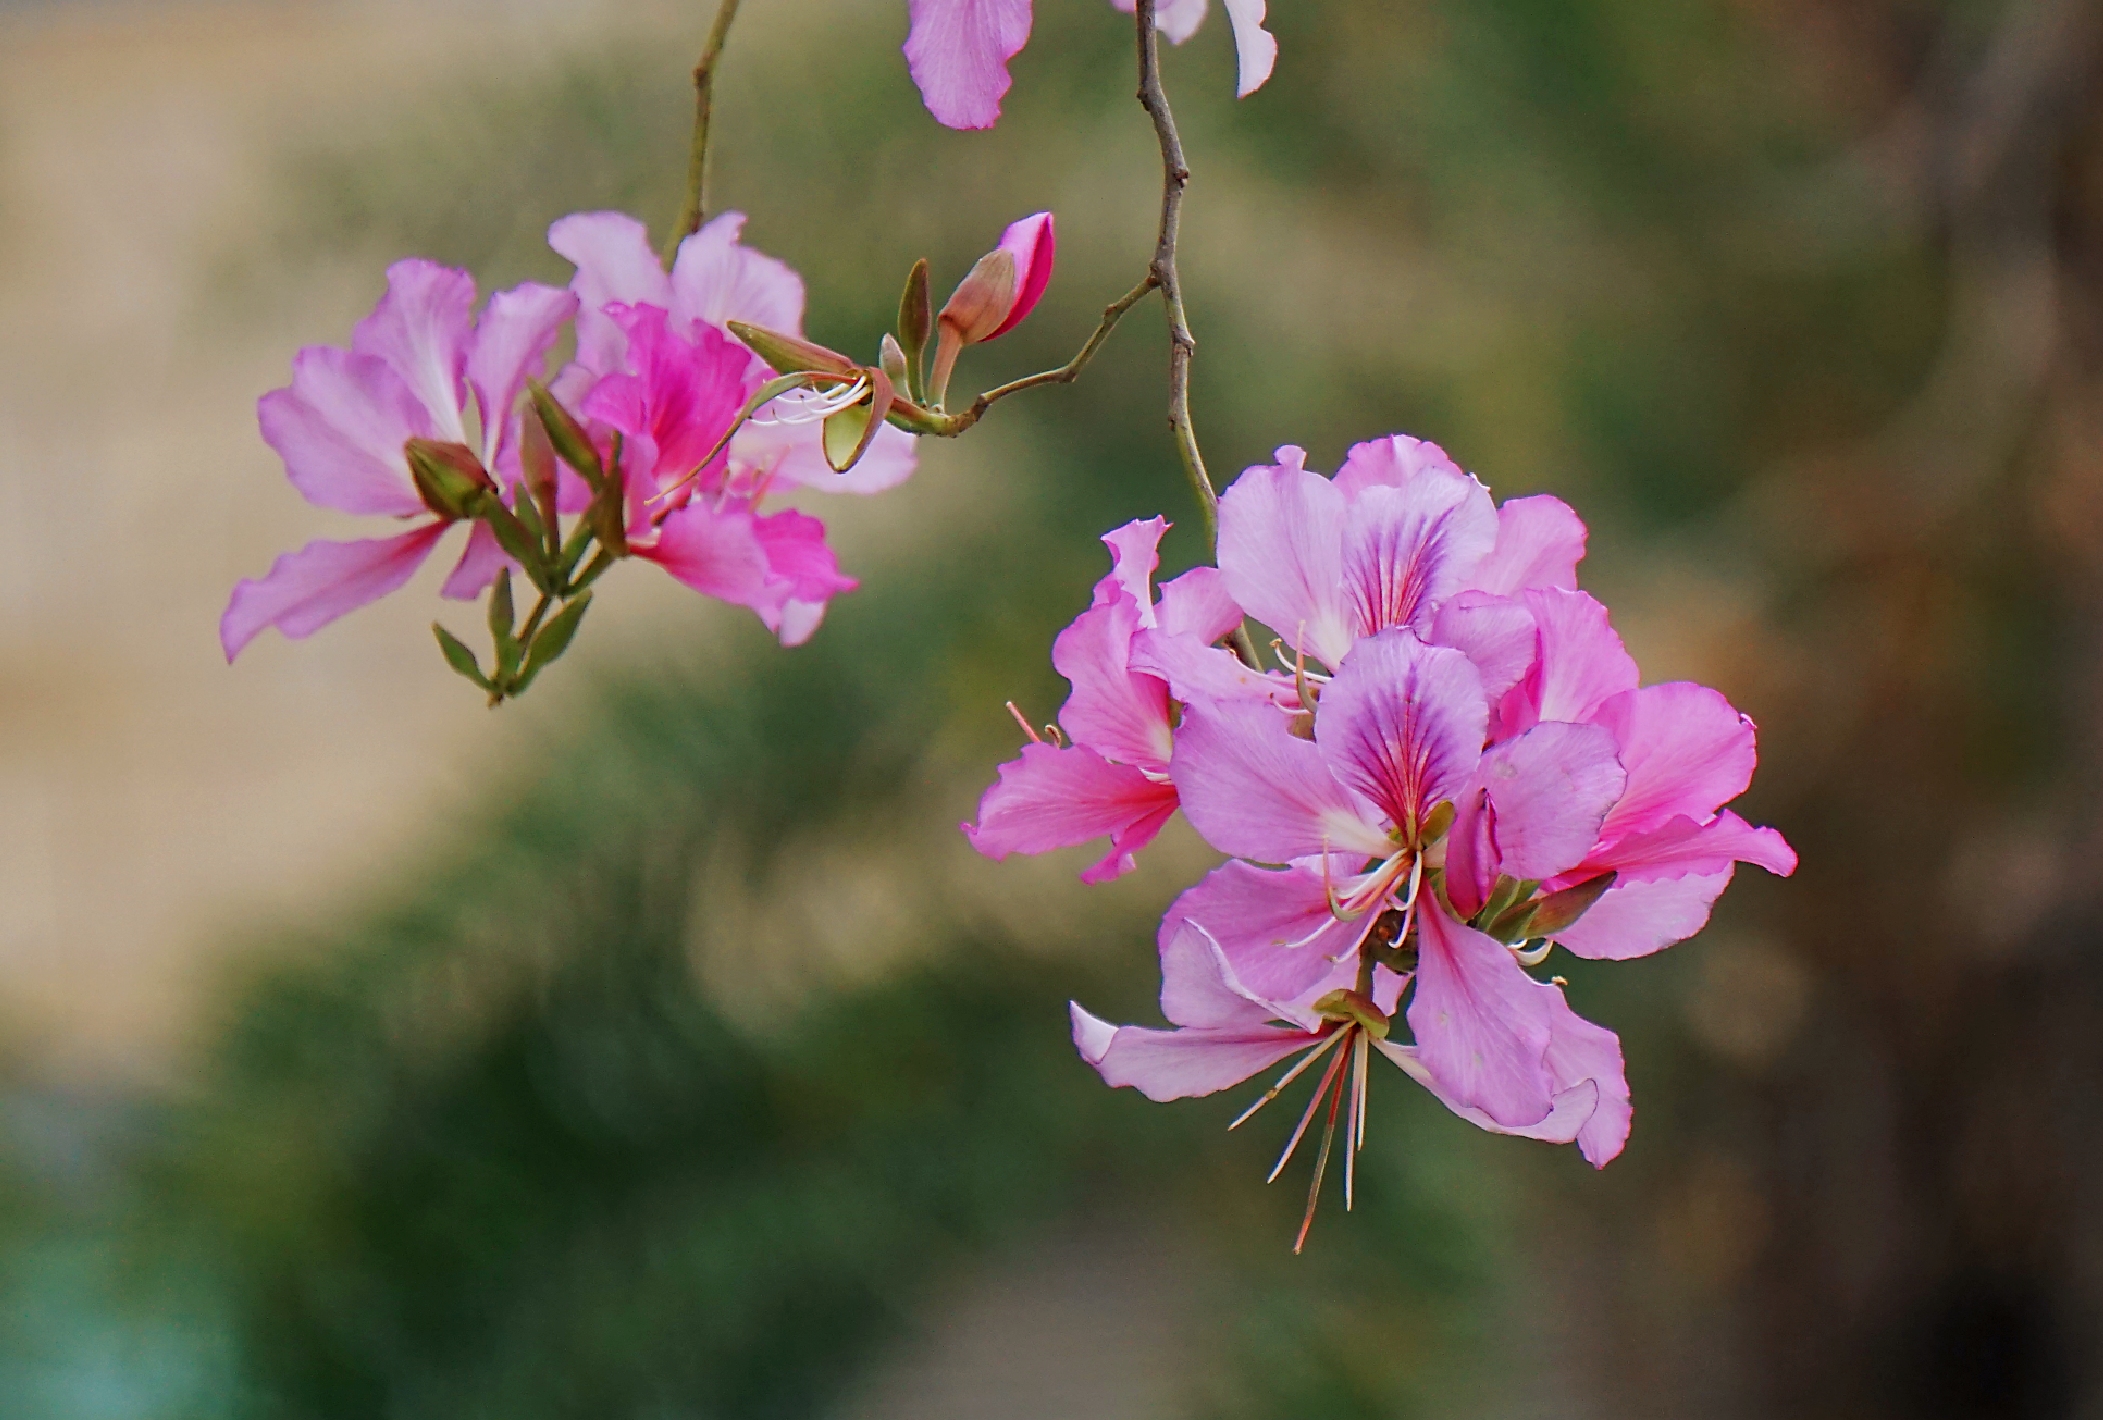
[2,0,2101,1417]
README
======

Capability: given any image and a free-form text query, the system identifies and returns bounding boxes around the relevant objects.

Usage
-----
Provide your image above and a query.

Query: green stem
[663,0,744,267]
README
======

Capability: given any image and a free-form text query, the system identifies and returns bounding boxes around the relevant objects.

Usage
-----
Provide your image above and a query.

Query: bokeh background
[0,0,2098,1414]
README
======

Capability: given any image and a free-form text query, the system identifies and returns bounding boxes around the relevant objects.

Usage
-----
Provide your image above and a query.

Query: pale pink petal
[220,523,447,661]
[1217,458,1352,666]
[1592,683,1757,841]
[1553,870,1732,960]
[1430,591,1538,702]
[1504,589,1639,732]
[466,282,577,470]
[1376,1039,1596,1146]
[1315,630,1487,835]
[1407,901,1558,1128]
[350,260,475,445]
[1337,473,1497,639]
[1161,859,1362,1010]
[1055,591,1172,769]
[1096,516,1168,626]
[1109,0,1208,45]
[258,348,430,518]
[1473,721,1626,882]
[1329,433,1466,499]
[1155,566,1243,644]
[1130,629,1290,706]
[1584,810,1797,885]
[438,520,508,602]
[963,741,1179,882]
[1072,1006,1314,1103]
[1171,696,1390,862]
[1464,495,1587,595]
[669,210,807,339]
[731,419,919,495]
[774,600,829,648]
[548,211,675,375]
[904,0,1034,131]
[1156,921,1289,1028]
[986,210,1055,340]
[1221,0,1278,97]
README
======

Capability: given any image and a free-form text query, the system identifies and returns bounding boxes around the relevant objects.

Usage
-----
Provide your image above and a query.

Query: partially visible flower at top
[222,260,575,660]
[964,515,1280,883]
[905,0,1276,131]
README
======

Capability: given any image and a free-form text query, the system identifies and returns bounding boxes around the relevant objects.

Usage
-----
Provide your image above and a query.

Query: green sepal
[897,258,931,403]
[432,623,493,691]
[1472,875,1538,937]
[528,381,602,491]
[1419,799,1456,846]
[487,568,515,644]
[478,494,557,596]
[1494,872,1617,943]
[726,321,857,376]
[588,451,629,559]
[513,592,592,693]
[879,332,910,392]
[511,483,549,557]
[1312,989,1390,1040]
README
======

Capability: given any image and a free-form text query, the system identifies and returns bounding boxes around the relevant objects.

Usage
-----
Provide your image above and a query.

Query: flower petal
[1155,566,1243,644]
[1407,900,1557,1128]
[1109,0,1209,46]
[1096,516,1168,627]
[1473,721,1626,882]
[1592,682,1757,841]
[1160,859,1363,1013]
[986,210,1055,340]
[1583,810,1796,885]
[466,282,577,471]
[350,260,475,446]
[1337,472,1497,640]
[1430,591,1538,702]
[904,0,1034,130]
[1220,0,1278,97]
[1055,586,1173,769]
[1330,433,1466,498]
[1552,869,1732,960]
[669,210,807,340]
[548,211,675,376]
[1464,494,1587,595]
[1072,1004,1314,1103]
[220,523,447,661]
[438,519,508,602]
[1541,990,1631,1166]
[1156,920,1295,1028]
[258,348,431,518]
[963,741,1179,882]
[731,419,919,496]
[1172,696,1390,862]
[1315,630,1487,836]
[636,501,775,614]
[1505,588,1639,733]
[1217,455,1352,666]
[1377,1039,1596,1145]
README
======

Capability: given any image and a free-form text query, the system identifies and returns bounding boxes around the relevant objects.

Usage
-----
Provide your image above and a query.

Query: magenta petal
[466,282,577,469]
[1054,592,1173,770]
[963,740,1179,881]
[1073,1006,1316,1103]
[1315,630,1487,835]
[1431,591,1538,702]
[1376,1039,1596,1146]
[350,260,476,445]
[986,210,1055,340]
[1154,566,1243,644]
[548,211,675,376]
[1161,859,1361,1010]
[1338,474,1498,640]
[1553,870,1732,960]
[904,0,1034,130]
[1515,588,1640,729]
[1475,721,1627,882]
[1221,0,1278,96]
[259,348,431,518]
[1592,683,1757,841]
[1096,516,1168,625]
[1407,901,1558,1127]
[439,520,509,602]
[1589,810,1797,885]
[1217,459,1352,666]
[1171,697,1390,862]
[1465,495,1588,595]
[1331,433,1468,498]
[669,210,807,340]
[637,501,775,613]
[221,522,448,661]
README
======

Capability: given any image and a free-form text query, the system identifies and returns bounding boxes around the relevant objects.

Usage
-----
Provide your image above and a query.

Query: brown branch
[664,0,743,267]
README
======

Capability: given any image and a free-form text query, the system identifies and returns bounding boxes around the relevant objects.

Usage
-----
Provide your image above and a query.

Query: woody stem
[664,0,743,267]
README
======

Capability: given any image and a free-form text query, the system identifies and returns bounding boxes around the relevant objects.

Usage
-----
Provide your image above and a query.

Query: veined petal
[1315,630,1487,836]
[1465,495,1587,595]
[1053,591,1174,770]
[548,211,675,376]
[963,740,1179,882]
[1407,900,1557,1128]
[1506,589,1639,733]
[1337,473,1497,640]
[220,523,447,661]
[669,210,807,339]
[1172,696,1389,862]
[1592,683,1758,841]
[1161,859,1363,1013]
[259,348,430,518]
[1431,591,1538,703]
[350,260,475,446]
[1474,721,1626,882]
[1220,0,1278,96]
[1553,870,1731,961]
[1331,433,1468,498]
[1217,457,1352,667]
[904,0,1034,131]
[1072,1004,1314,1103]
[466,282,577,470]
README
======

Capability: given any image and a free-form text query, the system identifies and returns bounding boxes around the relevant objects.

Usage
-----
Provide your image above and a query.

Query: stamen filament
[1268,1038,1350,1182]
[1232,1027,1345,1130]
[1294,1048,1350,1254]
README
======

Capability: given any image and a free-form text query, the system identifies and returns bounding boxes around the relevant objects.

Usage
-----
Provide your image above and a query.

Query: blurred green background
[2,0,2100,1415]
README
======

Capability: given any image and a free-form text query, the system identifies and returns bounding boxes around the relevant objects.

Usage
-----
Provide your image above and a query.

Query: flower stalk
[664,0,744,267]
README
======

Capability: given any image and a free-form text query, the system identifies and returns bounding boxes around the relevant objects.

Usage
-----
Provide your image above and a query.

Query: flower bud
[937,249,1019,349]
[925,212,1056,410]
[725,321,857,377]
[879,332,910,391]
[405,438,493,521]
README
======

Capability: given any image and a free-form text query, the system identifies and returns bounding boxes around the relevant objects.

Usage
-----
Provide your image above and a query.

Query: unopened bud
[879,332,910,391]
[405,439,493,520]
[726,321,857,377]
[938,249,1019,348]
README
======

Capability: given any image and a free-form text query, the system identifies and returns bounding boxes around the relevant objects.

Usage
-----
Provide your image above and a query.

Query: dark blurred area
[4,0,2103,1415]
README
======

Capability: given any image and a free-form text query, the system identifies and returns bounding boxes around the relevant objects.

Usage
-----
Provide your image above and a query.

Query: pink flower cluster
[967,435,1794,1230]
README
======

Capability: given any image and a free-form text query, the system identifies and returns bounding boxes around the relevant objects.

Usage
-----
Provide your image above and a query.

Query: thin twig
[664,0,744,267]
[949,273,1160,428]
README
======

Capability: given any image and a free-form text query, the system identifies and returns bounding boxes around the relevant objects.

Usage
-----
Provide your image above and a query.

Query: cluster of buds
[967,436,1796,1247]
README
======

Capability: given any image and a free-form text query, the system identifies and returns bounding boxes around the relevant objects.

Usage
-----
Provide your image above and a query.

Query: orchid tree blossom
[965,516,1280,882]
[222,260,575,660]
[905,0,1276,131]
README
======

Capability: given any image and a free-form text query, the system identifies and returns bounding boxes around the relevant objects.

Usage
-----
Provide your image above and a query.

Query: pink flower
[964,516,1275,883]
[905,0,1276,131]
[223,260,575,660]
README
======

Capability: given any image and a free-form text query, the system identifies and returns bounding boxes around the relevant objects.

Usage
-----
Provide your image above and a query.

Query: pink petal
[904,0,1034,131]
[466,282,577,470]
[1541,992,1631,1166]
[220,523,448,661]
[774,600,830,649]
[1315,630,1487,836]
[258,349,431,518]
[1157,920,1293,1028]
[1406,901,1558,1128]
[349,260,475,446]
[635,501,775,614]
[1221,0,1278,96]
[730,419,919,496]
[1071,1003,1315,1103]
[1504,589,1639,734]
[1329,433,1466,499]
[1155,566,1243,644]
[1109,0,1209,46]
[1585,810,1797,886]
[1096,516,1168,627]
[1336,473,1498,640]
[438,519,509,602]
[1161,859,1362,1012]
[1592,683,1757,841]
[1444,783,1499,920]
[583,304,753,488]
[986,211,1056,340]
[1430,591,1538,702]
[963,740,1179,882]
[1376,1039,1597,1146]
[547,211,675,376]
[1464,495,1588,595]
[1472,721,1626,882]
[752,508,857,603]
[1171,696,1390,862]
[669,210,807,340]
[1054,591,1173,770]
[1552,870,1731,960]
[1217,457,1352,667]
[1130,628,1290,707]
